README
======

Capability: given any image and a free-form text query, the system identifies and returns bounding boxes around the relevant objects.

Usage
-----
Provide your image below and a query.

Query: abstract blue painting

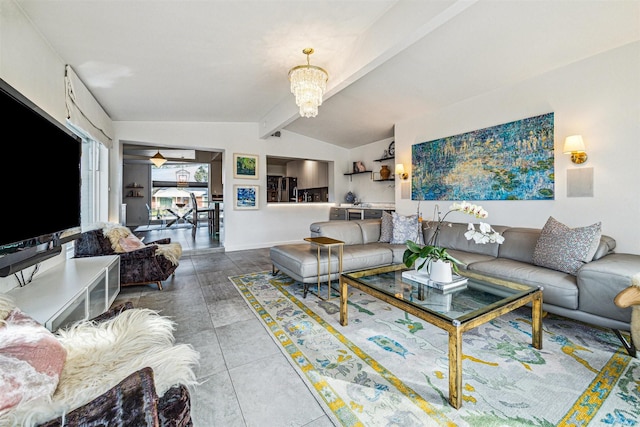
[234,185,259,210]
[412,112,554,201]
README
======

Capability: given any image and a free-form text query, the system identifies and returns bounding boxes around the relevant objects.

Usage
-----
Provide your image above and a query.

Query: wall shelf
[344,171,372,181]
[373,156,394,162]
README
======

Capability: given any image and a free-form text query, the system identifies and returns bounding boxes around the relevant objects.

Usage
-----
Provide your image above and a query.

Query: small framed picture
[233,153,258,179]
[234,185,259,210]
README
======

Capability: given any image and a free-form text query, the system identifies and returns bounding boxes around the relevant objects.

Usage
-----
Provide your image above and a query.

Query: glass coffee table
[339,263,543,409]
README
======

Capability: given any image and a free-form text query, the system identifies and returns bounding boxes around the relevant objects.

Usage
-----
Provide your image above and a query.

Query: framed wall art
[411,112,555,201]
[234,185,259,210]
[233,153,258,179]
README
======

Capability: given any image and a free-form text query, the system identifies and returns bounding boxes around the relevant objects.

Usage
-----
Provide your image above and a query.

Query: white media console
[8,255,120,331]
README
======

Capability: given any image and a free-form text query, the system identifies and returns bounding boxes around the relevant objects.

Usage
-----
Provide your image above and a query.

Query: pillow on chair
[117,235,147,252]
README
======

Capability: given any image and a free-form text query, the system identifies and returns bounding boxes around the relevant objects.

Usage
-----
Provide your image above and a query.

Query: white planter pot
[428,259,453,283]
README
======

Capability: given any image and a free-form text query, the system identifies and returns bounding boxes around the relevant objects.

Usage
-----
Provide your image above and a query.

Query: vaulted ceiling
[16,0,640,149]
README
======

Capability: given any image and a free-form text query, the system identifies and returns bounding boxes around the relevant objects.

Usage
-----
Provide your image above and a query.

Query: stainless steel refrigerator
[277,177,298,202]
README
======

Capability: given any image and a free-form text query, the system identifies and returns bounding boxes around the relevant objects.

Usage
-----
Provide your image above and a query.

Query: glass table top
[342,266,539,325]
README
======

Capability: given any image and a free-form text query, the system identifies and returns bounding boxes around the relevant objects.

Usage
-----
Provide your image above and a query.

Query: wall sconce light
[150,150,167,167]
[563,135,588,164]
[395,164,408,180]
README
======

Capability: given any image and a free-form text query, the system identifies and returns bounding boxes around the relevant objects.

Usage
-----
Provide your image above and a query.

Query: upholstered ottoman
[270,243,393,284]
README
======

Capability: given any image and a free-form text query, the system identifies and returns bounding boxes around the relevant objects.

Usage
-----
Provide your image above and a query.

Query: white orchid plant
[427,201,505,246]
[403,201,504,270]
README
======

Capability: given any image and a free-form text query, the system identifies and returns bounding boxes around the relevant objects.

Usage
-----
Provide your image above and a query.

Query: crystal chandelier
[288,48,328,118]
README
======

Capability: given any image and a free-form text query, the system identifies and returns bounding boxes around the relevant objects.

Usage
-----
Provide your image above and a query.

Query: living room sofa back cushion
[310,221,364,245]
[423,222,506,258]
[356,219,382,244]
[497,227,541,263]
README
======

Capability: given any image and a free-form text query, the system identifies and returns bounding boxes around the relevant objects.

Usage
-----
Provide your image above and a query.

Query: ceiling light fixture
[150,150,167,167]
[288,48,328,118]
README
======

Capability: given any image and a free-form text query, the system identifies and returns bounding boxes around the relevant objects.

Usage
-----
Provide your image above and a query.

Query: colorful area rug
[229,271,640,427]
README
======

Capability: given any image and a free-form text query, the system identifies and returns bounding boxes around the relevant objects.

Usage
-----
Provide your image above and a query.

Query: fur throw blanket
[101,223,182,265]
[155,243,182,266]
[1,306,199,426]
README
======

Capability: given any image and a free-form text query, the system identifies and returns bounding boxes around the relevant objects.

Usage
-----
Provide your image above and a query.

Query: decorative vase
[380,164,391,180]
[429,259,453,283]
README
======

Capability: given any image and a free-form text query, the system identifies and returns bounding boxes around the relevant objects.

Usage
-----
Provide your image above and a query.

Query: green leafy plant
[402,240,462,274]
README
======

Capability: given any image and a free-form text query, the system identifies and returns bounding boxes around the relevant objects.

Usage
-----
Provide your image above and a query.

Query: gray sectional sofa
[270,218,640,335]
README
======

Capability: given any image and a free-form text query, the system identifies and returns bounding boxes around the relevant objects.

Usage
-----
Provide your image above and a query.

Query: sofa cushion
[428,222,504,257]
[497,227,540,263]
[468,258,579,310]
[355,219,382,244]
[390,213,423,244]
[446,249,496,269]
[310,221,364,245]
[592,235,616,260]
[533,216,602,275]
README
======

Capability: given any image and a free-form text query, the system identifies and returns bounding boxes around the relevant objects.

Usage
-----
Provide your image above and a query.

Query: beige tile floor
[119,226,336,426]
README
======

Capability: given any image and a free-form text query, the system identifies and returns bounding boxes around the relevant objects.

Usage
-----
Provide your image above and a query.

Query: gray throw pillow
[378,211,393,243]
[532,216,602,275]
[390,212,424,245]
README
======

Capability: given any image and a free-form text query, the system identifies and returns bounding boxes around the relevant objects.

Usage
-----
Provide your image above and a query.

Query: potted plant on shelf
[403,201,505,282]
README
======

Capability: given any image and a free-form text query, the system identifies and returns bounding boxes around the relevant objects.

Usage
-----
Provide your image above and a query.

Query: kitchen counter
[335,203,396,209]
[330,204,395,220]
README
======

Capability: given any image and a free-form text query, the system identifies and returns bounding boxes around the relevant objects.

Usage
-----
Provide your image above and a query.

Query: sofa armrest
[118,245,160,260]
[148,238,172,245]
[576,253,640,324]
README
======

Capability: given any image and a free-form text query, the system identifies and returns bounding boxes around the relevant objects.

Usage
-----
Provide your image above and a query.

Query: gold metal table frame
[303,237,344,300]
[339,264,543,409]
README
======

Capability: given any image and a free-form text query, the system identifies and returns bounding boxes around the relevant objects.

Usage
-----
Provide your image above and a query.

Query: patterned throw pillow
[390,213,424,245]
[532,216,602,275]
[378,211,393,243]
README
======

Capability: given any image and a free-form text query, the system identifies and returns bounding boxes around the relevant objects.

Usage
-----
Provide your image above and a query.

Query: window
[68,122,109,228]
[151,163,209,219]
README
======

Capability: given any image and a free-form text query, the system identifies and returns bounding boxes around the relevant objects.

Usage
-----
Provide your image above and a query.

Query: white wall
[345,137,396,205]
[394,41,640,255]
[112,122,351,251]
[0,1,73,292]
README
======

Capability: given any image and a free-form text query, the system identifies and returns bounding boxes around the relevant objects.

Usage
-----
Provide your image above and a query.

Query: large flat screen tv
[0,78,82,276]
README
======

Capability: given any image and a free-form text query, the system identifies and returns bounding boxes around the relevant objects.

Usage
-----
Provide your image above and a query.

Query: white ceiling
[15,0,640,149]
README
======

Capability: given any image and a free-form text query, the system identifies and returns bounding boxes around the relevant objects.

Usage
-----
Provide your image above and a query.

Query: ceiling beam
[257,0,478,140]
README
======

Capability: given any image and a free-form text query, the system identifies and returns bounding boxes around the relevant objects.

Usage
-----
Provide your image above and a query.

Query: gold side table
[303,236,344,300]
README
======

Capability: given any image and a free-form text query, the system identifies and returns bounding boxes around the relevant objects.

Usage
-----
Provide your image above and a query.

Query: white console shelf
[8,255,120,331]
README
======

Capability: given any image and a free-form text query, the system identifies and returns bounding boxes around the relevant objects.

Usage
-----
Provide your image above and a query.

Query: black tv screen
[0,78,81,257]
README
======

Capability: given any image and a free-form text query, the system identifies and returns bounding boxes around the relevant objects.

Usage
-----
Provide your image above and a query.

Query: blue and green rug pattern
[229,271,640,426]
